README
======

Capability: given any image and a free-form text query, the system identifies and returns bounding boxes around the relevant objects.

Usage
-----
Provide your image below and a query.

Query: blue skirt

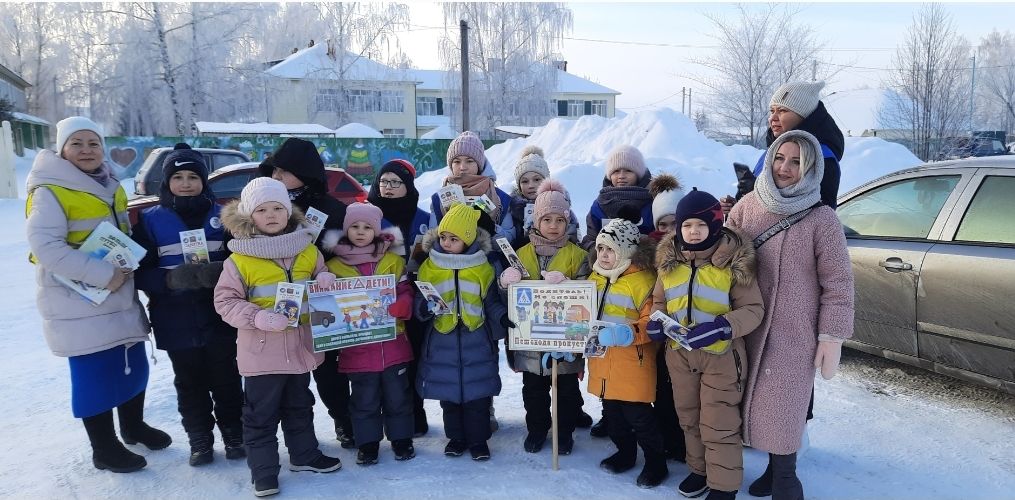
[68,342,149,418]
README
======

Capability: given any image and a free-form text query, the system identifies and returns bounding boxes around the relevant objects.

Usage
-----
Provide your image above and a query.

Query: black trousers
[405,317,427,422]
[167,341,243,434]
[312,350,351,430]
[347,363,414,445]
[653,348,684,456]
[243,373,321,482]
[603,399,665,459]
[522,371,580,437]
[440,397,492,446]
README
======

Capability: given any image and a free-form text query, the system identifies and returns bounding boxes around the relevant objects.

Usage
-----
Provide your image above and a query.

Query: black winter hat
[674,187,724,251]
[162,143,209,187]
[259,138,326,193]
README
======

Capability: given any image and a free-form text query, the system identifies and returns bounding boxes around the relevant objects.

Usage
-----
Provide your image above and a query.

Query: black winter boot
[771,452,803,500]
[118,392,172,450]
[590,415,609,438]
[523,432,547,453]
[220,425,246,460]
[705,489,738,500]
[187,431,214,466]
[83,411,146,473]
[678,472,709,498]
[600,435,637,474]
[392,439,416,461]
[335,422,355,449]
[636,451,670,488]
[575,408,593,428]
[748,457,774,497]
[356,441,380,466]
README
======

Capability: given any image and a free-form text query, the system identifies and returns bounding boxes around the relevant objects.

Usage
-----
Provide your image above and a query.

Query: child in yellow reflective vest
[649,188,764,499]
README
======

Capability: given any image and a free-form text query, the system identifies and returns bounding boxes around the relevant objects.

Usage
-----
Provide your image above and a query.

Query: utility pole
[688,88,692,116]
[812,60,817,82]
[969,53,976,134]
[681,87,686,114]
[459,20,470,132]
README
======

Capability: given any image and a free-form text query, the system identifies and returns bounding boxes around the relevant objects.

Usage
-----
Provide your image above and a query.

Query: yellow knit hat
[438,203,481,245]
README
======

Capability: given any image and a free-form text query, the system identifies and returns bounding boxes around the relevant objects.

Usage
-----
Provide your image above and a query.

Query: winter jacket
[507,192,581,249]
[652,228,765,355]
[25,150,150,357]
[380,208,430,259]
[133,203,236,351]
[727,191,854,454]
[510,241,590,376]
[213,204,327,377]
[586,239,659,403]
[428,159,516,245]
[580,172,655,250]
[325,241,415,374]
[414,228,507,404]
[744,102,845,208]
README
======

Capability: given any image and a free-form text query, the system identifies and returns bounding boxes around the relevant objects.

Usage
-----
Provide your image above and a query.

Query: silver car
[836,156,1015,394]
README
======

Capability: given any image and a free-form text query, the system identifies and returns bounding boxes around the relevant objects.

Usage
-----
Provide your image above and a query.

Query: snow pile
[839,136,922,194]
[420,125,458,140]
[334,123,384,139]
[194,121,334,135]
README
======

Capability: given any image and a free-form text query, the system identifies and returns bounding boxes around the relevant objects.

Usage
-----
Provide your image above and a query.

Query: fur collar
[654,227,756,286]
[221,199,306,239]
[420,226,493,270]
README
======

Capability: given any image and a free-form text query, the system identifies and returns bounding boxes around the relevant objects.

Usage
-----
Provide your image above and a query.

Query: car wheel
[323,317,330,327]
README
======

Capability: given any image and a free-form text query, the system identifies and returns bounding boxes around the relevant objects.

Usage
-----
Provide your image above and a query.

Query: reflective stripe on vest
[418,259,494,334]
[326,252,407,334]
[25,184,129,263]
[660,264,733,354]
[590,269,655,326]
[517,242,587,281]
[142,205,227,270]
[230,244,319,323]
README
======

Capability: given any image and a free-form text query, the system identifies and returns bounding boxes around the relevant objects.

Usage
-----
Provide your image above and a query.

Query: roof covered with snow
[265,44,406,82]
[334,122,383,138]
[416,115,451,128]
[194,121,333,135]
[407,69,445,91]
[10,112,49,126]
[419,125,458,139]
[407,68,618,95]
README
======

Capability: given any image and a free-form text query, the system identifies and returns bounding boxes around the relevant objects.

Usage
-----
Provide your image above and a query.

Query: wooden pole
[551,358,559,471]
[459,19,470,132]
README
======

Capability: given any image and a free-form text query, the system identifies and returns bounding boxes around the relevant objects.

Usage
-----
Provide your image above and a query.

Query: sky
[396,2,1014,135]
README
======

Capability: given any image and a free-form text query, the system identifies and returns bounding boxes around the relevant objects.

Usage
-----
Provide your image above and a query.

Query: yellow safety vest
[659,264,734,354]
[25,184,129,263]
[418,259,494,334]
[326,252,406,334]
[230,244,320,324]
[517,242,587,280]
[590,268,656,326]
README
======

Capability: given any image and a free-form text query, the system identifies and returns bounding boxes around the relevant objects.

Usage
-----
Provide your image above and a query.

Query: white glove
[499,267,522,288]
[814,338,843,380]
[541,270,567,284]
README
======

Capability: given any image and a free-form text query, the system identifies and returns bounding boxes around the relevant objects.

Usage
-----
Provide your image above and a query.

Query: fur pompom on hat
[648,173,684,227]
[605,144,648,181]
[514,145,550,187]
[446,131,486,168]
[438,203,481,246]
[533,178,571,222]
[237,177,292,217]
[770,81,825,119]
[56,116,105,157]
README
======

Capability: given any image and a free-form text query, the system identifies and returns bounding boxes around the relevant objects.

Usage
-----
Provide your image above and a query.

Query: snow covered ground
[6,111,1014,499]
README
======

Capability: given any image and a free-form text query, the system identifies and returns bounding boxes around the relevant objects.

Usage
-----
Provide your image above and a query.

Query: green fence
[103,136,503,184]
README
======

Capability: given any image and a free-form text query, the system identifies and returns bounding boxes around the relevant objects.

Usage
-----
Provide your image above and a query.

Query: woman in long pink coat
[726,129,854,500]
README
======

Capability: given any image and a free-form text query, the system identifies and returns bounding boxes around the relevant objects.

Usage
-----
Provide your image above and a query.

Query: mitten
[685,316,732,350]
[499,267,522,288]
[598,323,634,347]
[106,268,131,293]
[814,337,844,380]
[254,310,289,332]
[645,319,667,343]
[500,316,517,329]
[197,261,224,288]
[166,263,204,290]
[314,271,337,289]
[388,295,413,320]
[415,298,435,322]
[541,351,576,370]
[541,270,566,284]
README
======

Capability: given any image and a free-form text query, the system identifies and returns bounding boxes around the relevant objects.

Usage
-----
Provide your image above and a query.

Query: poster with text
[308,274,397,352]
[507,280,597,353]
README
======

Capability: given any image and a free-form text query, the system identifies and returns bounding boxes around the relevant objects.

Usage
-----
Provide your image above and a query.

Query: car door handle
[879,257,913,272]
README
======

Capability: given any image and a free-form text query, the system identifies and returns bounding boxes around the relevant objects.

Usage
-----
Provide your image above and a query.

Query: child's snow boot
[678,473,709,498]
[444,439,467,457]
[253,475,279,497]
[576,408,594,428]
[83,411,147,473]
[590,415,609,438]
[289,453,342,473]
[600,435,637,474]
[187,431,214,466]
[771,452,803,500]
[704,489,738,500]
[220,425,246,460]
[470,442,491,461]
[636,451,669,488]
[523,432,547,453]
[392,439,416,461]
[356,441,379,466]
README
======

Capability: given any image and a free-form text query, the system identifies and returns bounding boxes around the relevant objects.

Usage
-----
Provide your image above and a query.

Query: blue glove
[645,320,667,343]
[598,323,634,347]
[541,351,577,370]
[685,316,733,350]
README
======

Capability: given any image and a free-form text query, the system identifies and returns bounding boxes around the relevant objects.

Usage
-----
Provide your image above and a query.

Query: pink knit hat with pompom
[533,178,571,222]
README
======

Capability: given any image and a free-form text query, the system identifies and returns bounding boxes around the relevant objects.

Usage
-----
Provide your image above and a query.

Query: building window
[347,89,372,113]
[314,89,342,112]
[567,100,583,117]
[381,128,405,138]
[590,100,608,117]
[379,90,404,113]
[416,96,438,116]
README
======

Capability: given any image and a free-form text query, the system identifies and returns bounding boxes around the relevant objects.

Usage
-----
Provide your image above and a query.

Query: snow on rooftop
[10,112,50,126]
[416,115,451,128]
[265,44,402,81]
[194,121,333,135]
[555,70,619,95]
[419,125,458,140]
[407,69,446,91]
[334,122,383,138]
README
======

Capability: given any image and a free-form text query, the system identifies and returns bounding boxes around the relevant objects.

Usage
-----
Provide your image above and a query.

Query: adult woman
[726,130,854,500]
[25,117,170,473]
[366,158,431,436]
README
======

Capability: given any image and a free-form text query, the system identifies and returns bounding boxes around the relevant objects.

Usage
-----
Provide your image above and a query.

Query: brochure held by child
[273,282,305,329]
[649,310,691,350]
[414,281,452,315]
[584,320,613,358]
[437,184,466,211]
[53,221,147,306]
[179,229,210,264]
[495,237,530,278]
[304,207,329,241]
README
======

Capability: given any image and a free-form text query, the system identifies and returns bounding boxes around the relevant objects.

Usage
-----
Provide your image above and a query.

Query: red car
[127,162,365,226]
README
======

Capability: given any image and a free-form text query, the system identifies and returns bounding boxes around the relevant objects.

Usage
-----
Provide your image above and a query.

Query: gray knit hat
[605,144,647,180]
[514,145,550,187]
[770,81,825,118]
[446,131,486,168]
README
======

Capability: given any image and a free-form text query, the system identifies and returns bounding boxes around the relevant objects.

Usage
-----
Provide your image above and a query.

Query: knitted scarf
[754,130,825,216]
[596,186,652,216]
[529,229,567,257]
[332,236,394,266]
[227,226,316,259]
[445,173,501,221]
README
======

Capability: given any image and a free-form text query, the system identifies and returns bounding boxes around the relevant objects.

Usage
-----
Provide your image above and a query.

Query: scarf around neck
[332,237,394,266]
[446,173,501,220]
[597,186,652,216]
[529,229,567,257]
[227,226,316,259]
[593,259,631,283]
[755,131,825,215]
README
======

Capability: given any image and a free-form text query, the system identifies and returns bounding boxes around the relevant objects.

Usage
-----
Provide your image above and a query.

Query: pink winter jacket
[333,259,415,374]
[214,253,328,377]
[727,192,854,455]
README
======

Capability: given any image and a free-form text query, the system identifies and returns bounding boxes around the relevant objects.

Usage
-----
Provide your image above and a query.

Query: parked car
[133,147,251,196]
[836,155,1015,394]
[935,137,1009,161]
[127,162,366,225]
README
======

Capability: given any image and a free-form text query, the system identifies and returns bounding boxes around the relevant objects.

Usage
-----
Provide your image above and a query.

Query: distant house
[0,63,49,155]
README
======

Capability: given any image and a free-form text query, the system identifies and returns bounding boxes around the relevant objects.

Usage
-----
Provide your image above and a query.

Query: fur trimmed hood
[420,226,493,255]
[320,225,406,256]
[655,226,756,286]
[221,199,306,238]
[587,235,656,273]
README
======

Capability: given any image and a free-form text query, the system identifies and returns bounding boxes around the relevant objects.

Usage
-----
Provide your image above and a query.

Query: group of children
[133,129,765,500]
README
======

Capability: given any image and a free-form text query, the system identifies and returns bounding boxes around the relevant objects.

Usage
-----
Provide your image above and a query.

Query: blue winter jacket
[428,159,516,245]
[381,207,430,259]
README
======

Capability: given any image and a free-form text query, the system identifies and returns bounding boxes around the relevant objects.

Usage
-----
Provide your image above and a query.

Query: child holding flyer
[649,188,764,500]
[498,179,589,455]
[213,177,342,497]
[415,203,512,461]
[321,201,416,465]
[133,144,244,467]
[506,146,580,248]
[586,215,669,489]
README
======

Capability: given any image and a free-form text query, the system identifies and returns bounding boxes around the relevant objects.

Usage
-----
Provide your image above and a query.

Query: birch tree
[976,30,1015,135]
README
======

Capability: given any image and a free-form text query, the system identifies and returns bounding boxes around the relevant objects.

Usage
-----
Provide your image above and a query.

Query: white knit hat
[770,81,825,119]
[237,177,292,217]
[55,116,106,158]
[648,173,685,227]
[514,145,550,188]
[605,144,647,181]
[596,218,642,263]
